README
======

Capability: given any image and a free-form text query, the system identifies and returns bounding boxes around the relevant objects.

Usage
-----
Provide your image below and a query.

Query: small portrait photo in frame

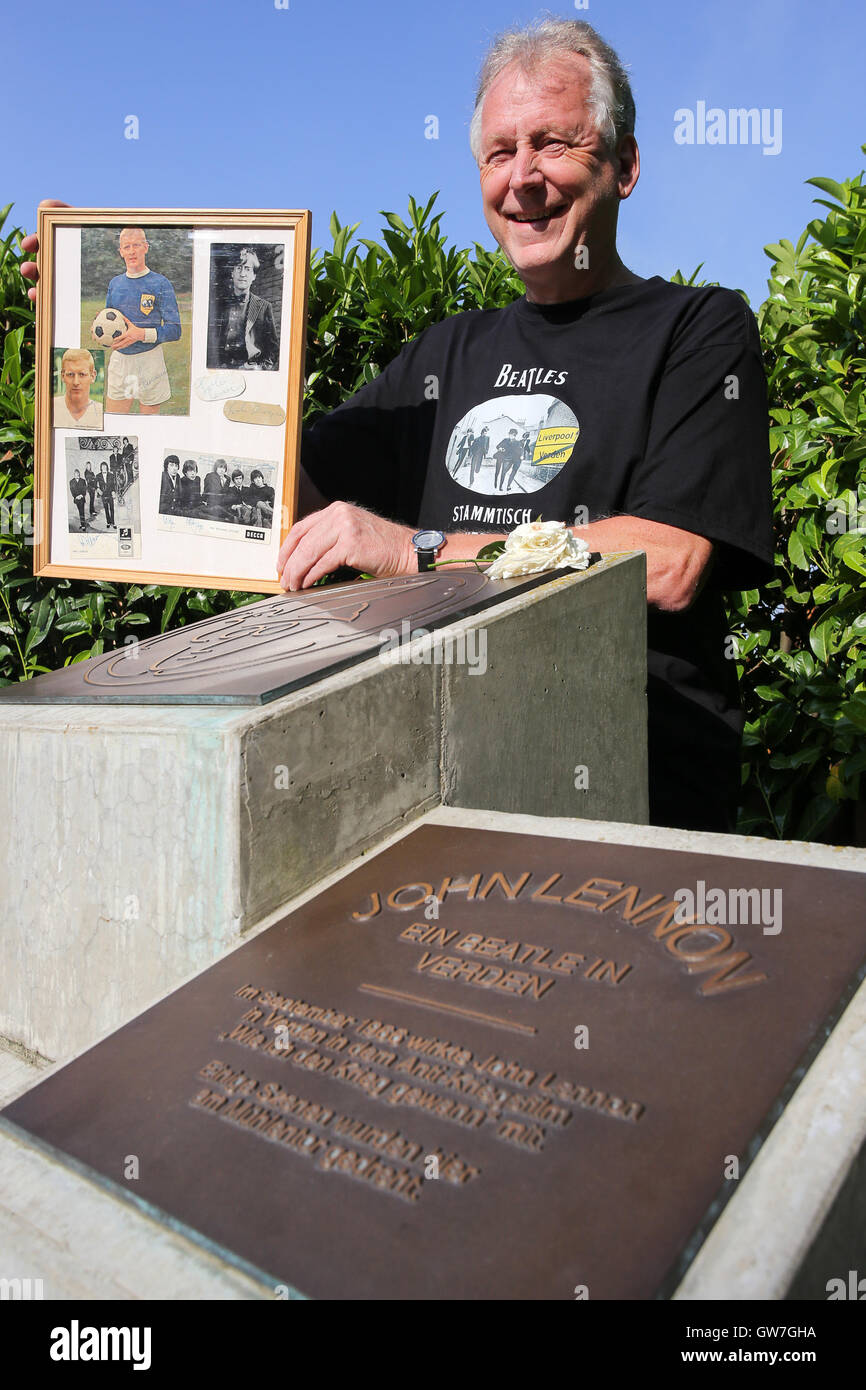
[52,345,105,431]
[206,243,284,373]
[33,207,311,593]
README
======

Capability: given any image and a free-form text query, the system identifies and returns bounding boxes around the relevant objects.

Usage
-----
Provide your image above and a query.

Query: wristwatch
[411,529,445,572]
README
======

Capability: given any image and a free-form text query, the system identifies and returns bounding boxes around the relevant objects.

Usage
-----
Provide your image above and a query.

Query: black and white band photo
[157,451,277,544]
[206,243,284,372]
[64,435,141,559]
[446,393,580,496]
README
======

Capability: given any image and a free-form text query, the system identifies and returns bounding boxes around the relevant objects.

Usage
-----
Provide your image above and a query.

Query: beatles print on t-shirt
[444,394,579,497]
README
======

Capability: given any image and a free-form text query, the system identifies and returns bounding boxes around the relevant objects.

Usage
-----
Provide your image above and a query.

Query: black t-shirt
[303,276,774,831]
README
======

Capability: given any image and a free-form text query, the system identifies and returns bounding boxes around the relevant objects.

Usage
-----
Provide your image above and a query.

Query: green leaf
[160,587,184,633]
[841,695,866,730]
[834,532,866,576]
[381,211,411,237]
[794,795,840,841]
[787,528,808,569]
[805,176,848,206]
[768,746,822,770]
[809,616,835,663]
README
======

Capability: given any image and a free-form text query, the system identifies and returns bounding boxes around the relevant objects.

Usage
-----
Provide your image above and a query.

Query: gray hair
[469,19,635,163]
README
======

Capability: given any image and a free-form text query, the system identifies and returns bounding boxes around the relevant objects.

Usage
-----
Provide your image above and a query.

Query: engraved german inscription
[4,823,864,1300]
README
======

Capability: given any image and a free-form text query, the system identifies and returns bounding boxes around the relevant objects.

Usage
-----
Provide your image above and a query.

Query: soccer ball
[91,308,128,346]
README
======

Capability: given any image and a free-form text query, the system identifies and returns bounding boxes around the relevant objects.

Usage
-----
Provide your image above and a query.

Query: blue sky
[7,0,865,308]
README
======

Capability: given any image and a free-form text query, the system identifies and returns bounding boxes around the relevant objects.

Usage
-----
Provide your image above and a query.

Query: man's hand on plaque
[20,199,70,301]
[277,501,416,590]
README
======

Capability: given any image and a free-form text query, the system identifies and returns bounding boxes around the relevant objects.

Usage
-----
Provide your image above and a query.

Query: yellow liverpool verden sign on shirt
[532,426,579,466]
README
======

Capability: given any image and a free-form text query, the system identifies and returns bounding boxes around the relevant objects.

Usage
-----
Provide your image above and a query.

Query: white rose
[486,520,591,579]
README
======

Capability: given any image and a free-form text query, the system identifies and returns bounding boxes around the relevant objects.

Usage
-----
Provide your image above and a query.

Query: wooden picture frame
[34,207,311,593]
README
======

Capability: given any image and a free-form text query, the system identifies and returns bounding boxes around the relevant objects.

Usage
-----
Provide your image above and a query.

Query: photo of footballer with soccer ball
[80,226,193,417]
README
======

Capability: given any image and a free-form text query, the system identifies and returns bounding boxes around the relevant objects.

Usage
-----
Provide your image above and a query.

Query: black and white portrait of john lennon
[206,242,284,372]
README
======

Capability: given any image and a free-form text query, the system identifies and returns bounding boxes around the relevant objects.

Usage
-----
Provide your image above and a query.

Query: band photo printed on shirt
[446,393,580,496]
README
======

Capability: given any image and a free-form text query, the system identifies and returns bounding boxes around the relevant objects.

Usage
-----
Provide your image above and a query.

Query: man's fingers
[298,542,346,590]
[20,203,70,296]
[276,505,334,574]
[106,322,137,349]
[280,533,336,591]
[280,519,343,591]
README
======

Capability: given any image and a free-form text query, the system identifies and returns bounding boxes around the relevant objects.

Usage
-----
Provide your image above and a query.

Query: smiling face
[478,54,639,302]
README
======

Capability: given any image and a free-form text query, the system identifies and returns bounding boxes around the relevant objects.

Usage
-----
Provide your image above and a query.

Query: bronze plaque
[0,571,558,705]
[4,825,865,1299]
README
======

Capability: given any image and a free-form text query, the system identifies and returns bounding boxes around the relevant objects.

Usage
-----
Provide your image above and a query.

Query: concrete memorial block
[0,557,647,1062]
[3,809,864,1300]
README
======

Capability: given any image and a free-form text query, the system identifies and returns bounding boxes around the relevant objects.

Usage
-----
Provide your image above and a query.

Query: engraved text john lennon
[352,866,769,1000]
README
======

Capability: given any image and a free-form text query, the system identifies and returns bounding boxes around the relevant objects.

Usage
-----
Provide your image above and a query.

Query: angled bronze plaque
[0,571,560,706]
[5,824,865,1299]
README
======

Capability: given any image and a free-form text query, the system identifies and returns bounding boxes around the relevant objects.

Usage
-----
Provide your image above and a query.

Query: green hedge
[1,178,864,843]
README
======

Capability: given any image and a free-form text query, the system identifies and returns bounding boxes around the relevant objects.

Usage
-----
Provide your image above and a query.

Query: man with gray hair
[276,17,773,834]
[25,20,773,832]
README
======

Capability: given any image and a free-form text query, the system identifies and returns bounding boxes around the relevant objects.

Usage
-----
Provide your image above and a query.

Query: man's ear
[615,135,640,200]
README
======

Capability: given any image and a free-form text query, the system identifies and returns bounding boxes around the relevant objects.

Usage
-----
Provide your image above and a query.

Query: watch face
[412,529,445,550]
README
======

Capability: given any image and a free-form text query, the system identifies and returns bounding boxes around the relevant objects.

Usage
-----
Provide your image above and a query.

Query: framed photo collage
[33,208,311,592]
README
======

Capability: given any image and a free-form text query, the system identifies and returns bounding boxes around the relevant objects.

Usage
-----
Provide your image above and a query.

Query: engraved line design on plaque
[80,573,491,687]
[357,984,538,1036]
